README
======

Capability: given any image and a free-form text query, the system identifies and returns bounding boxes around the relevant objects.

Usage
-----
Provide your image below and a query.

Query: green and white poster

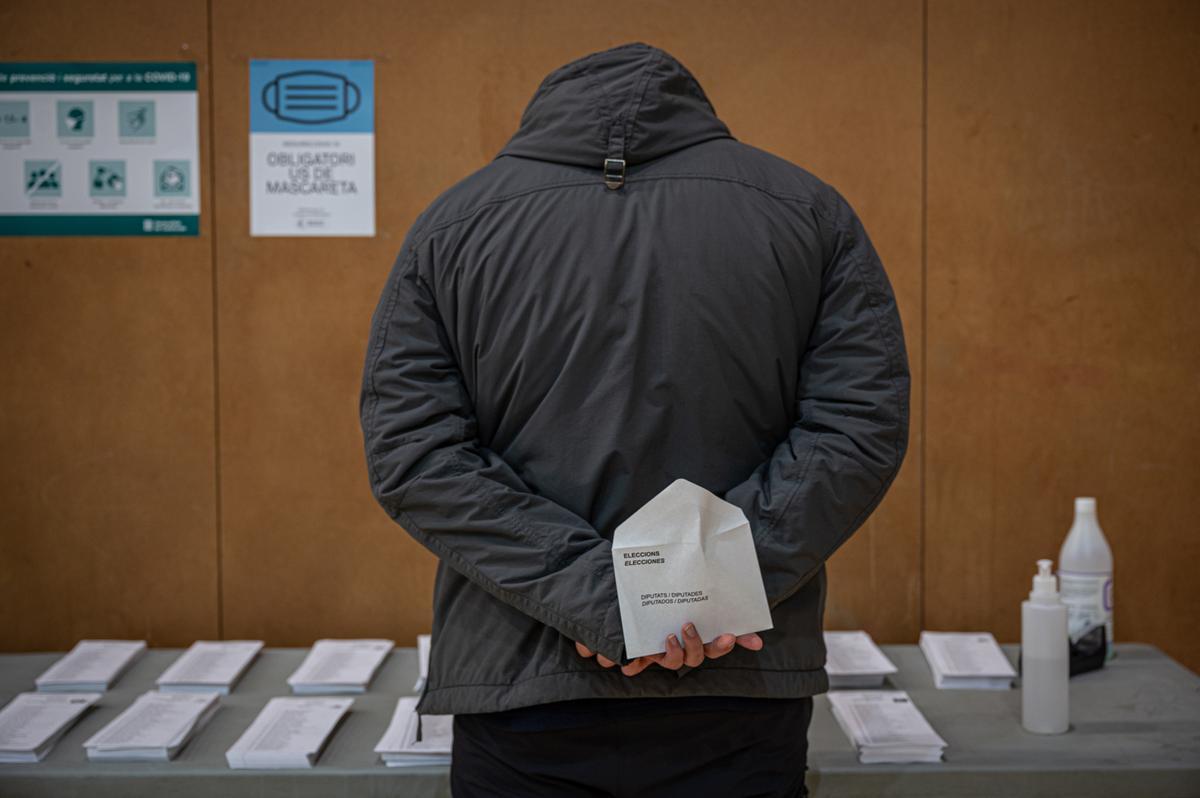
[0,62,199,236]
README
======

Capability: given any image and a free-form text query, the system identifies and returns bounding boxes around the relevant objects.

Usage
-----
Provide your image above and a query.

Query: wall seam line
[206,0,225,640]
[919,0,929,635]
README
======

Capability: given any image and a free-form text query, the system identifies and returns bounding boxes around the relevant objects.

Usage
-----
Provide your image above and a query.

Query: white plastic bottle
[1057,497,1114,660]
[1021,559,1069,734]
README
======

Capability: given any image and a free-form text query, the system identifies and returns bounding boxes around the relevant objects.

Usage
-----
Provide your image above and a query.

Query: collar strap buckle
[603,157,626,190]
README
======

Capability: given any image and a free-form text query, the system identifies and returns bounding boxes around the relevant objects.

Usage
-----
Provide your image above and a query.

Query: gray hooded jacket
[360,41,910,716]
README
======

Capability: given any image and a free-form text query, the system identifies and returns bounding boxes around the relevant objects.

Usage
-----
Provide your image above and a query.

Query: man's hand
[574,622,764,676]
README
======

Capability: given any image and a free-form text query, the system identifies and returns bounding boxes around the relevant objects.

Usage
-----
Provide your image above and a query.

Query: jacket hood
[494,42,734,180]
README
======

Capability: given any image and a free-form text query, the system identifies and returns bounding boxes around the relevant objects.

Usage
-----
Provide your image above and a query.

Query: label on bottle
[1058,569,1113,647]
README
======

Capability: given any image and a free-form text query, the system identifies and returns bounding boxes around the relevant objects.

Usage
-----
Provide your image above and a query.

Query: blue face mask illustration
[260,70,362,125]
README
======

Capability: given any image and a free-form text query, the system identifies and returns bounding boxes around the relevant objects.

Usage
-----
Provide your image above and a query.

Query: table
[0,643,1196,797]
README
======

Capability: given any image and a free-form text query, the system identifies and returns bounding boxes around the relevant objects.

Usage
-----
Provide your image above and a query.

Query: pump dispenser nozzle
[1030,558,1059,603]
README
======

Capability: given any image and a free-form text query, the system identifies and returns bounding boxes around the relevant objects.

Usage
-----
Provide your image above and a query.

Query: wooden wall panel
[212,0,925,647]
[211,1,448,644]
[15,1,1194,673]
[925,0,1200,669]
[0,2,219,649]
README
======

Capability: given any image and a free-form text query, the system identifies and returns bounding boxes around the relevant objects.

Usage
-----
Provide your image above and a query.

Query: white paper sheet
[156,640,263,693]
[919,631,1016,689]
[35,640,146,692]
[286,639,392,694]
[612,478,773,658]
[82,690,220,761]
[413,634,431,693]
[828,690,947,764]
[225,696,352,769]
[374,696,452,767]
[825,631,898,688]
[0,692,101,762]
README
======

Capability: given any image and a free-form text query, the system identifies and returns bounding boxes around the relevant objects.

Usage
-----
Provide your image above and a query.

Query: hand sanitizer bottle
[1021,559,1069,734]
[1058,497,1114,660]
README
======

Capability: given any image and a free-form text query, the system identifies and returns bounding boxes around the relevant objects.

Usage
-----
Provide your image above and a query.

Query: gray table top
[0,643,1197,798]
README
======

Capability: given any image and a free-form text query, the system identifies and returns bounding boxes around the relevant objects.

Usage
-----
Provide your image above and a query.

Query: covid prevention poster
[249,59,375,237]
[0,61,200,236]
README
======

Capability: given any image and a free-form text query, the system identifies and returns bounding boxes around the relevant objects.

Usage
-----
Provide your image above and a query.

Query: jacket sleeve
[359,229,628,665]
[723,185,911,613]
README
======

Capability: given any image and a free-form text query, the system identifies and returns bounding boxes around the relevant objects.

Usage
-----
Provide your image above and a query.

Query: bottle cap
[1075,497,1097,513]
[1030,558,1059,602]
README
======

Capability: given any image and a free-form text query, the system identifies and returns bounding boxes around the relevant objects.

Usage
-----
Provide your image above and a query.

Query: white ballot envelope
[612,478,774,658]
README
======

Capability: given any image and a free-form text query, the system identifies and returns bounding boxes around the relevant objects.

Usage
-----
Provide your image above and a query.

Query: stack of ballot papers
[919,631,1017,689]
[156,640,263,694]
[82,690,220,761]
[35,640,146,692]
[225,696,352,769]
[828,690,948,764]
[824,631,899,688]
[0,692,101,762]
[374,696,452,767]
[286,639,393,694]
[412,634,432,693]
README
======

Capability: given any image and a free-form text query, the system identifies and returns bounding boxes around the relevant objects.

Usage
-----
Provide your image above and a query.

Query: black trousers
[450,695,814,798]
